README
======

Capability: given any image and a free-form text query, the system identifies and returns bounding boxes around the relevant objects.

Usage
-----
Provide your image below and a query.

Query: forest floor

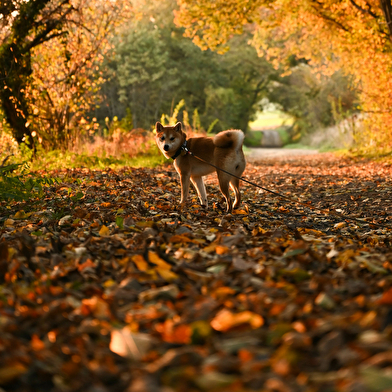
[1,152,392,392]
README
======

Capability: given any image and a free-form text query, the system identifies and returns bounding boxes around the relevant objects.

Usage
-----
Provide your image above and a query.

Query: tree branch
[309,2,350,32]
[349,0,378,18]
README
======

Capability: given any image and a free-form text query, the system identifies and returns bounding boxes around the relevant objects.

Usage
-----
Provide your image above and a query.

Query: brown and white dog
[155,121,246,212]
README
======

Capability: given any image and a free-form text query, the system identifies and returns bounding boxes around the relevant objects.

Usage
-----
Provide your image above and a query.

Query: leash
[174,144,392,230]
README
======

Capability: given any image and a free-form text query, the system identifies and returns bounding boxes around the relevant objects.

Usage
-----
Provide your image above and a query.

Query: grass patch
[244,131,263,147]
[127,150,167,168]
[8,129,168,171]
[27,148,167,171]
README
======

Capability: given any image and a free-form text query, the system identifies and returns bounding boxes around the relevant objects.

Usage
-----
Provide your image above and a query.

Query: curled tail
[213,130,245,149]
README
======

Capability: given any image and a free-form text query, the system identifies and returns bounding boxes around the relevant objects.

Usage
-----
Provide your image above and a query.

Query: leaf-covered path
[1,153,392,392]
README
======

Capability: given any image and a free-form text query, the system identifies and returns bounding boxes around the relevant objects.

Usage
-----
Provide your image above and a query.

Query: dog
[155,121,246,212]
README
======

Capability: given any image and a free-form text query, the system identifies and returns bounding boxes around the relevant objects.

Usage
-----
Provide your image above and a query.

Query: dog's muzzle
[164,145,169,151]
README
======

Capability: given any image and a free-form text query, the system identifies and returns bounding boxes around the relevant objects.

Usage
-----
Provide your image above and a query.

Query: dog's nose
[164,144,169,151]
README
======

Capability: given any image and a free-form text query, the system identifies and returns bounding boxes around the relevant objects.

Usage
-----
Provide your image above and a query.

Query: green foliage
[160,99,186,126]
[244,131,263,147]
[268,66,358,137]
[96,0,274,133]
[206,119,219,134]
[0,161,57,201]
[244,127,290,147]
[192,109,201,132]
[276,127,291,145]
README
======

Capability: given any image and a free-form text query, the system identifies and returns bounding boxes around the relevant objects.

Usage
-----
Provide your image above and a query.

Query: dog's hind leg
[191,176,208,207]
[218,172,233,212]
[230,156,246,209]
[230,178,241,209]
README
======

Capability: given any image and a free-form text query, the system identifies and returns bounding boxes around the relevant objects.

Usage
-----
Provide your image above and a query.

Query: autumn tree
[0,0,131,150]
[175,0,392,151]
[0,0,75,148]
[30,0,131,149]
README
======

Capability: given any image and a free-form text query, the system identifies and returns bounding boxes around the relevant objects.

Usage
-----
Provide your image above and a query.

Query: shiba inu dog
[155,121,246,212]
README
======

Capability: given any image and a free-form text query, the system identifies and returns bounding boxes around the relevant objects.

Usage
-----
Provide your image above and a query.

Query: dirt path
[246,147,319,160]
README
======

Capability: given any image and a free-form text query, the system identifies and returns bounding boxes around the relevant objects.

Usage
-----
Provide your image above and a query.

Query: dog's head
[155,122,185,159]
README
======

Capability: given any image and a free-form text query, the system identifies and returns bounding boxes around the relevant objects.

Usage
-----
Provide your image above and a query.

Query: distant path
[246,147,319,160]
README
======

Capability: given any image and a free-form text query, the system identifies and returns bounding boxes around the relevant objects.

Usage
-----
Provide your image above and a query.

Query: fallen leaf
[210,309,264,332]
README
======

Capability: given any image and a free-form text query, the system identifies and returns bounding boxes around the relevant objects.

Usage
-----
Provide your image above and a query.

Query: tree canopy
[175,0,392,151]
[96,0,278,133]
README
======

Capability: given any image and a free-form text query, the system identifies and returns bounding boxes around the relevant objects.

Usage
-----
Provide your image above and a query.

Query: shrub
[0,161,57,201]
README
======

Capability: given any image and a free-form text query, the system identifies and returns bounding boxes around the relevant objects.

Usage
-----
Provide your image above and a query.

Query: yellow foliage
[176,0,392,150]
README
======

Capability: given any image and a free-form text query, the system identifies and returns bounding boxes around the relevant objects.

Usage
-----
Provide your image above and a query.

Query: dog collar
[171,140,189,160]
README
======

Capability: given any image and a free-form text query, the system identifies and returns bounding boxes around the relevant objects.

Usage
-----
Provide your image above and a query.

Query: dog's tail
[213,130,245,149]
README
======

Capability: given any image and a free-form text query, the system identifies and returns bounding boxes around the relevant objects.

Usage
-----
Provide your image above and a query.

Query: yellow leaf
[103,279,116,288]
[148,251,172,269]
[191,320,212,339]
[148,251,178,281]
[156,268,179,281]
[132,254,148,271]
[203,243,217,253]
[233,209,248,215]
[136,221,154,228]
[0,364,27,384]
[14,210,26,219]
[4,219,15,227]
[99,225,110,237]
[336,248,356,264]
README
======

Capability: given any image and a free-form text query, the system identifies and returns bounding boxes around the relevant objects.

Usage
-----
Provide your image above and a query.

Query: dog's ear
[155,122,163,133]
[174,122,182,133]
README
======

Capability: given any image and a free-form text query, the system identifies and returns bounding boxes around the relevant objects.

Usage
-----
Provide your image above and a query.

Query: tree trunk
[0,0,72,149]
[0,44,34,148]
[380,0,392,40]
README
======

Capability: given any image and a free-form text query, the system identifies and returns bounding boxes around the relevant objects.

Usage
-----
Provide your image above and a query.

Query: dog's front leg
[191,176,208,207]
[179,173,191,205]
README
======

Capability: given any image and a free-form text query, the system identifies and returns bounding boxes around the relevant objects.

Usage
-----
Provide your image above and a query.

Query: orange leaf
[156,319,191,344]
[169,234,194,243]
[81,296,110,319]
[377,287,392,305]
[31,334,45,351]
[77,258,96,272]
[215,245,229,255]
[210,309,264,332]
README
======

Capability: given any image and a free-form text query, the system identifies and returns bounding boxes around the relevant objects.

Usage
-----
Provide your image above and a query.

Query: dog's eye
[160,136,165,141]
[170,137,175,141]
